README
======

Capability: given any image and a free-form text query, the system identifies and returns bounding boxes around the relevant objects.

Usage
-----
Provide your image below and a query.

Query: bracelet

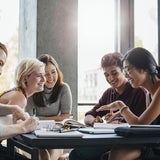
[119,105,128,116]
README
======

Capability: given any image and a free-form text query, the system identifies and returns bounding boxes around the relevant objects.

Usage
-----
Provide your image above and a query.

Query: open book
[36,119,85,132]
[35,119,84,137]
[56,118,86,129]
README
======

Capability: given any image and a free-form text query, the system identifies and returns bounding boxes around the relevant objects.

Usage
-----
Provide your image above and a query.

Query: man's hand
[93,116,103,123]
[84,115,103,126]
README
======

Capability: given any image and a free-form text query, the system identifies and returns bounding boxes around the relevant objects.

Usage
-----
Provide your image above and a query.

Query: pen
[33,108,36,116]
[60,128,79,133]
[113,117,124,122]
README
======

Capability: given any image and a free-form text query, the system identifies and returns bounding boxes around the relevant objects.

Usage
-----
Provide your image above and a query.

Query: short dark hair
[101,52,123,68]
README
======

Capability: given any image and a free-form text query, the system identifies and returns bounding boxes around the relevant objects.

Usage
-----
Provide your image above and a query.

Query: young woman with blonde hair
[0,42,39,160]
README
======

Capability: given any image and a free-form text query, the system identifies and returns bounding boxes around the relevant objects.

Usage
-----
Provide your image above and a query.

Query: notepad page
[93,123,129,129]
[37,120,56,130]
[78,127,115,134]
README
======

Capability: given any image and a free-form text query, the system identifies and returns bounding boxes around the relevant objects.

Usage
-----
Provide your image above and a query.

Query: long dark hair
[33,54,63,107]
[123,47,160,84]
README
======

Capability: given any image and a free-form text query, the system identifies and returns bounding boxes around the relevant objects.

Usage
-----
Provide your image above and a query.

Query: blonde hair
[14,58,45,88]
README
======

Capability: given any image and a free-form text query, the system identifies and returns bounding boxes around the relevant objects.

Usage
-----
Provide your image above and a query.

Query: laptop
[115,125,160,137]
[78,127,115,134]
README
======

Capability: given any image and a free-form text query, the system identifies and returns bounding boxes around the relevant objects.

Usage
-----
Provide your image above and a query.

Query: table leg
[31,148,39,160]
[7,139,15,157]
[7,138,39,160]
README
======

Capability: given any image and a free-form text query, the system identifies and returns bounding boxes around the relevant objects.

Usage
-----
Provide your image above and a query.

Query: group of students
[69,48,160,160]
[1,40,160,160]
[0,42,72,160]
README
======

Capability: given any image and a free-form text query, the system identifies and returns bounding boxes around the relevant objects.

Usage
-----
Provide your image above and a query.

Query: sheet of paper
[37,120,56,130]
[93,123,129,129]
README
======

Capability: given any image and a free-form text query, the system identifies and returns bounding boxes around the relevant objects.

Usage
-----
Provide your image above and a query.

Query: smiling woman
[0,58,46,109]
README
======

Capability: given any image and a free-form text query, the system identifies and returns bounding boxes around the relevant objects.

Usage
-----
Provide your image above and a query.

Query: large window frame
[78,0,159,121]
[78,0,134,106]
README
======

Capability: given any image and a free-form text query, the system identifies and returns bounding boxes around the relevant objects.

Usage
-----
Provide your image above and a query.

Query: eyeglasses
[123,67,135,75]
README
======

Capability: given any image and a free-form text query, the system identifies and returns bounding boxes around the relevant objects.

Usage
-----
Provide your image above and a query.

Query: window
[78,0,116,104]
[0,0,19,91]
[78,0,116,121]
[134,0,158,61]
[78,0,159,122]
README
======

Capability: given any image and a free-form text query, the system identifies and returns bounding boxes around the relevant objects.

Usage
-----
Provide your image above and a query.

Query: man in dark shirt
[69,52,147,160]
[85,82,146,124]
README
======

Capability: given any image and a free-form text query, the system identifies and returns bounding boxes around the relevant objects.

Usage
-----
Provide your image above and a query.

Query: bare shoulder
[0,90,27,109]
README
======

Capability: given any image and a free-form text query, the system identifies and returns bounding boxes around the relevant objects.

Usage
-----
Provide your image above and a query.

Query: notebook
[78,127,115,134]
[93,122,129,129]
[34,130,83,138]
